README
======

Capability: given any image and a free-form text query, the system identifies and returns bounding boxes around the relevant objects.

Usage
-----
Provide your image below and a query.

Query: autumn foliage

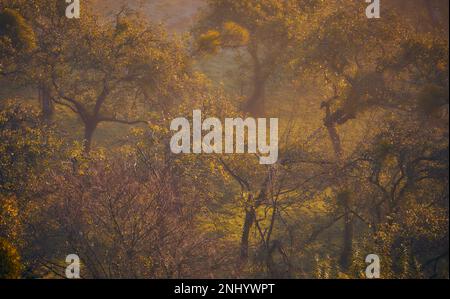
[0,0,448,279]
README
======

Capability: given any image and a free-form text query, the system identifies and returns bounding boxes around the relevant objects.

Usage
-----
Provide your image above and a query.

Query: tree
[194,0,320,116]
[0,101,62,276]
[291,1,448,271]
[0,6,36,71]
[0,0,65,120]
[0,101,60,200]
[0,238,22,279]
[354,117,449,278]
[2,2,188,151]
[47,10,187,152]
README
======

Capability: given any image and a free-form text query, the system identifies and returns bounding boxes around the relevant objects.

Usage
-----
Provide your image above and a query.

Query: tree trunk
[423,0,441,28]
[245,46,267,117]
[325,124,342,160]
[39,84,54,121]
[83,122,97,153]
[238,177,270,266]
[244,77,266,117]
[239,207,255,263]
[323,104,342,160]
[323,104,354,271]
[340,205,354,271]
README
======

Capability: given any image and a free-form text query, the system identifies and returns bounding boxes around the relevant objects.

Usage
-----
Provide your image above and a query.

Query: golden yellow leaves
[197,30,222,54]
[196,22,249,55]
[0,238,22,279]
[221,22,250,48]
[0,195,22,252]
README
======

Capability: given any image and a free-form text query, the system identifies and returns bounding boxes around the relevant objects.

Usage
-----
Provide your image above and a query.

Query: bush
[0,238,22,279]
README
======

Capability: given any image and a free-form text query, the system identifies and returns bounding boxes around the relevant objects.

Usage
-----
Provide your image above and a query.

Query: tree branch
[98,116,148,125]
